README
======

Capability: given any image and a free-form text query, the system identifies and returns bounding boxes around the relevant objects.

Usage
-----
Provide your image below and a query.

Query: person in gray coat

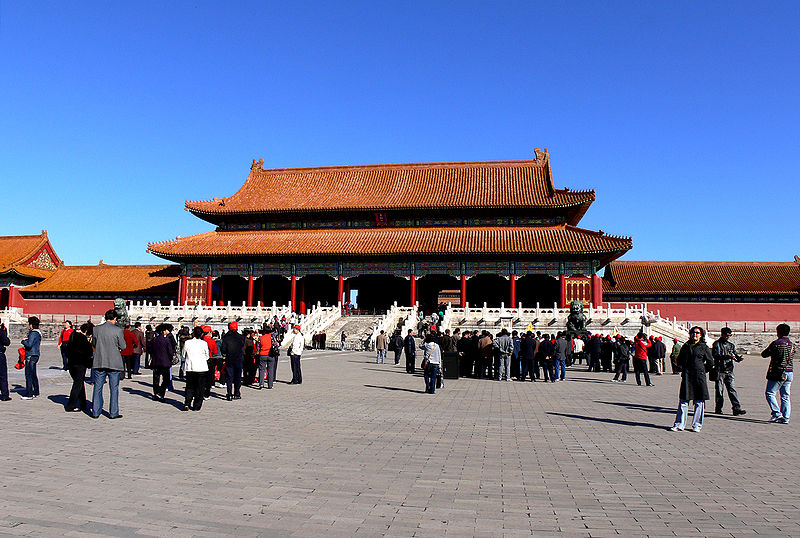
[91,309,125,419]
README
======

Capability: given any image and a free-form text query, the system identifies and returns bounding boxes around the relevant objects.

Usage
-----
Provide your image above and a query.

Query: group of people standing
[2,311,307,418]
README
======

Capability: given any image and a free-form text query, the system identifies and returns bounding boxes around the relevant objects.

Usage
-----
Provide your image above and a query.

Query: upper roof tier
[0,231,62,279]
[603,259,800,296]
[185,149,595,225]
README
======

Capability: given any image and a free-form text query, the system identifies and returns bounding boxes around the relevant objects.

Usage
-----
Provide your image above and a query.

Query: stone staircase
[326,315,383,350]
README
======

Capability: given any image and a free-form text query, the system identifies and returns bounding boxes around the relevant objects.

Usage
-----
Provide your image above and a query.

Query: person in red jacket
[633,332,654,387]
[121,324,138,379]
[57,321,74,371]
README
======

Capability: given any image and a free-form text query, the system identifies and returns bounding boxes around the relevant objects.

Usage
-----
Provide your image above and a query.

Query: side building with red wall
[602,259,800,327]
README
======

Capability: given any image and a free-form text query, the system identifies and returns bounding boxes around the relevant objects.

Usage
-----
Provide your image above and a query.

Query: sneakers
[20,394,37,400]
[769,416,784,423]
[691,426,701,432]
[778,417,790,424]
[713,409,724,414]
[733,409,747,416]
[669,426,683,432]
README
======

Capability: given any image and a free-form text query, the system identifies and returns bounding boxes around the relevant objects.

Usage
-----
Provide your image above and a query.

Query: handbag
[171,350,180,366]
[421,357,429,370]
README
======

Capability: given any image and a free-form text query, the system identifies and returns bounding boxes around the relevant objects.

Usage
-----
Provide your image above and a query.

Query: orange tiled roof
[185,151,595,224]
[23,264,180,294]
[603,260,800,295]
[148,225,631,259]
[0,231,60,277]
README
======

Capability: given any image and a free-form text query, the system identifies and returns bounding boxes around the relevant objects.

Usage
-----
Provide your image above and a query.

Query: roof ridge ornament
[251,158,265,172]
[533,147,549,164]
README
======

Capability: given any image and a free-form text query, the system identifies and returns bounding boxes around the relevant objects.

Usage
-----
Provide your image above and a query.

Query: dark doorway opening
[467,274,508,307]
[516,274,560,308]
[348,275,409,311]
[416,274,460,314]
[255,276,290,307]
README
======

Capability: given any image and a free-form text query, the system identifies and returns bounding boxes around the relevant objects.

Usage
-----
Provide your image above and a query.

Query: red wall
[608,302,800,322]
[21,298,115,316]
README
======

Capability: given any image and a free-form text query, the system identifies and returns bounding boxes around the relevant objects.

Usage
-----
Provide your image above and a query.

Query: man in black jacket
[712,328,746,415]
[404,329,416,373]
[0,322,10,401]
[221,322,245,401]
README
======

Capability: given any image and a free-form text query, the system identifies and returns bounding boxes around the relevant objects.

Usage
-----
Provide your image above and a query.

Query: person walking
[182,326,209,411]
[391,330,403,365]
[150,323,175,402]
[65,323,93,412]
[90,310,126,418]
[420,334,442,394]
[284,324,305,385]
[762,323,795,424]
[375,330,388,364]
[404,329,416,373]
[0,322,12,401]
[132,322,145,375]
[670,326,714,432]
[712,328,746,415]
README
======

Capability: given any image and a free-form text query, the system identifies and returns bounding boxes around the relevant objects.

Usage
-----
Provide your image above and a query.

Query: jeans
[715,370,742,412]
[497,354,510,380]
[0,353,8,399]
[60,347,69,370]
[613,360,628,381]
[674,399,705,430]
[555,359,566,381]
[376,349,386,364]
[131,353,141,374]
[766,372,793,421]
[425,363,440,393]
[520,358,535,381]
[633,359,651,385]
[257,357,270,387]
[24,355,40,396]
[92,369,121,417]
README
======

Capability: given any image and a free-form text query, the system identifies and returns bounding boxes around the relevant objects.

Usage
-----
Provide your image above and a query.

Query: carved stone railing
[127,300,292,325]
[368,303,415,347]
[300,303,341,335]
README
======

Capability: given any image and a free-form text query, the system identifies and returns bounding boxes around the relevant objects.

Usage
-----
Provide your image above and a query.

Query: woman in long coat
[670,326,714,432]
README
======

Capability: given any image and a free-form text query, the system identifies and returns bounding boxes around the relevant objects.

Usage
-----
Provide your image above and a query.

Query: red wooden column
[460,274,467,308]
[290,275,297,312]
[179,275,188,304]
[559,276,567,308]
[591,274,603,307]
[258,277,264,305]
[509,275,516,307]
[7,284,15,308]
[205,276,213,305]
[337,275,344,305]
[298,278,306,314]
[410,275,416,306]
[218,279,225,304]
[247,275,254,306]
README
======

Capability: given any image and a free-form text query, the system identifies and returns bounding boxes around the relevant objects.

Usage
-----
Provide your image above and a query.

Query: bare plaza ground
[0,341,797,536]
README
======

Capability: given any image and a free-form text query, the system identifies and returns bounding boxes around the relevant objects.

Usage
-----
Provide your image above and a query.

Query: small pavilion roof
[603,260,800,296]
[148,225,631,264]
[0,231,61,279]
[22,263,180,294]
[185,150,595,225]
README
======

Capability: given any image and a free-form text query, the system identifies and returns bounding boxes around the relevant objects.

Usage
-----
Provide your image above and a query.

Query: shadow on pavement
[47,394,69,407]
[595,400,767,424]
[363,367,423,377]
[566,376,617,384]
[364,384,426,394]
[548,411,667,430]
[123,387,185,410]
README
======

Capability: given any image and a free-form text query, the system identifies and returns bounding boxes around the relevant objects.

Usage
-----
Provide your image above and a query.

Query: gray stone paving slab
[0,342,797,535]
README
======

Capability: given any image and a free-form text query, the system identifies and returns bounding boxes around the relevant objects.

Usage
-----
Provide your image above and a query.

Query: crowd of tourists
[378,317,794,431]
[0,310,307,417]
[0,312,793,432]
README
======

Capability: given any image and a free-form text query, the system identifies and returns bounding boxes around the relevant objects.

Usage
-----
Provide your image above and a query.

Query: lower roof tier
[147,225,631,265]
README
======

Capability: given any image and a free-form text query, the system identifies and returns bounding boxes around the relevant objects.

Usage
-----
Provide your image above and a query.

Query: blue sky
[1,1,798,266]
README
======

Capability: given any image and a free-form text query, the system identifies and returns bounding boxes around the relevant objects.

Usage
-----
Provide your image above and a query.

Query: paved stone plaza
[0,341,797,536]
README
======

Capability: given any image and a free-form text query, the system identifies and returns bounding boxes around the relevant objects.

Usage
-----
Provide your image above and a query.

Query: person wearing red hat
[283,324,305,384]
[201,326,218,399]
[220,322,245,400]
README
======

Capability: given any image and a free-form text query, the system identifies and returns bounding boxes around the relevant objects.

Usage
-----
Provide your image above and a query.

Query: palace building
[146,149,633,312]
